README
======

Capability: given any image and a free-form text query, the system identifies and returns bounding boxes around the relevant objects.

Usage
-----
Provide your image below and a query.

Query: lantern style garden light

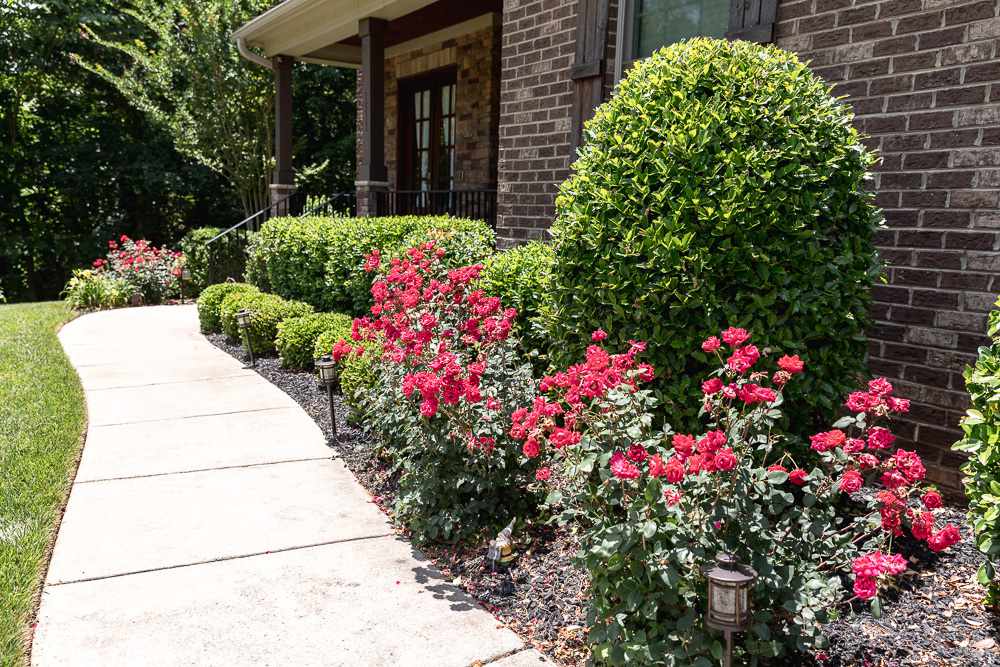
[705,552,758,667]
[236,308,255,367]
[315,354,338,439]
[180,266,191,303]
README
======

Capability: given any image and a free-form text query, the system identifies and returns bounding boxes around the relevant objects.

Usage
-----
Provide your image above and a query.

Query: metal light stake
[705,552,758,667]
[180,266,191,303]
[236,308,255,367]
[316,354,338,439]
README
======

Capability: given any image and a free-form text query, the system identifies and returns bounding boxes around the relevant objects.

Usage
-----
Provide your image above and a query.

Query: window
[615,0,775,81]
[399,69,456,192]
[632,0,730,59]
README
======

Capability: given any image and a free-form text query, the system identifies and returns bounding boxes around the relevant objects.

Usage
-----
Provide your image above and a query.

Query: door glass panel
[404,75,457,193]
[634,0,729,58]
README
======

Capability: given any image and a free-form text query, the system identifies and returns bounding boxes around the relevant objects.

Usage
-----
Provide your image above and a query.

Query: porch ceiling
[235,0,500,67]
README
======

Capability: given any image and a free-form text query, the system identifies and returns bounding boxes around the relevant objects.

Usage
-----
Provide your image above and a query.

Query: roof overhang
[234,0,440,67]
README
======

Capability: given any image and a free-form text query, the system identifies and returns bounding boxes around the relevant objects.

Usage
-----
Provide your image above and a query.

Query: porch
[234,0,502,229]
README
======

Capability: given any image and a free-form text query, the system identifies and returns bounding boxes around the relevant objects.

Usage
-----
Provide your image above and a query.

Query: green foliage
[196,282,258,333]
[339,351,378,423]
[954,297,1000,604]
[219,291,313,352]
[276,311,352,370]
[247,215,494,314]
[547,38,881,442]
[62,269,131,310]
[313,323,356,364]
[477,241,554,366]
[0,302,86,665]
[179,227,249,293]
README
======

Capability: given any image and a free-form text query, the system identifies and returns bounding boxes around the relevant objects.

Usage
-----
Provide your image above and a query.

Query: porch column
[356,17,388,217]
[271,55,296,214]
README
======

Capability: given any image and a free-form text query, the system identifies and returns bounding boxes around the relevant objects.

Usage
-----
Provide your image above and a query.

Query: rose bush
[515,328,957,664]
[92,234,184,304]
[335,243,538,543]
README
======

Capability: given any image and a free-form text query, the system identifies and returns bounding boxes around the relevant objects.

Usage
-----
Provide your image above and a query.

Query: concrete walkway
[33,305,549,667]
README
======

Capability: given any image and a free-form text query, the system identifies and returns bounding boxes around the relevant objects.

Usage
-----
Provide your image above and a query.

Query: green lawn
[0,302,85,666]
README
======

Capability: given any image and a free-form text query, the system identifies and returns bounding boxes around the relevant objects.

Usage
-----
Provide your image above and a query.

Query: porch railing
[204,188,497,283]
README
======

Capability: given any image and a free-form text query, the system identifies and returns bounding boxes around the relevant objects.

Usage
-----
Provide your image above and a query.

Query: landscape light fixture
[705,552,757,667]
[315,354,339,439]
[236,308,255,367]
[180,266,191,303]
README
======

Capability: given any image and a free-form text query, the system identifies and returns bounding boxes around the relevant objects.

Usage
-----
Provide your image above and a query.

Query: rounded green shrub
[179,227,249,294]
[953,297,1000,604]
[547,38,881,439]
[246,215,494,315]
[275,311,352,370]
[312,321,355,363]
[219,291,313,352]
[477,241,554,363]
[197,282,259,333]
[339,352,378,423]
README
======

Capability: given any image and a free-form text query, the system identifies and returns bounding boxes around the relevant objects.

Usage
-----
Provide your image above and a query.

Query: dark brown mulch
[207,334,999,667]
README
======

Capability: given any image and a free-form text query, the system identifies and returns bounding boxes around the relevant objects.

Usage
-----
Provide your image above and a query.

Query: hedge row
[245,215,494,314]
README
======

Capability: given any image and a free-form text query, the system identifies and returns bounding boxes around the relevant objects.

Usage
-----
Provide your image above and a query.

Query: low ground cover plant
[954,297,1000,605]
[62,269,132,310]
[547,38,881,444]
[336,243,537,542]
[246,215,493,314]
[197,282,259,333]
[276,311,352,369]
[515,328,957,664]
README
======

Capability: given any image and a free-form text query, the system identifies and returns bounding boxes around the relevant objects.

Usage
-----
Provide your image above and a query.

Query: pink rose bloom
[591,329,608,342]
[867,426,896,451]
[663,489,682,506]
[627,443,649,463]
[788,468,809,486]
[720,327,750,347]
[726,345,760,373]
[664,457,686,483]
[522,439,540,459]
[713,448,738,472]
[702,377,724,395]
[844,438,866,454]
[838,469,863,493]
[701,336,721,353]
[609,450,641,480]
[886,396,910,413]
[868,377,894,396]
[672,434,695,457]
[777,354,804,374]
[911,510,935,541]
[767,464,788,473]
[647,455,666,478]
[845,391,877,413]
[535,467,551,482]
[853,576,878,600]
[921,489,943,510]
[928,524,960,552]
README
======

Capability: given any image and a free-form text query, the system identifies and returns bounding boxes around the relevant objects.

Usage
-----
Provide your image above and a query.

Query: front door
[399,68,457,194]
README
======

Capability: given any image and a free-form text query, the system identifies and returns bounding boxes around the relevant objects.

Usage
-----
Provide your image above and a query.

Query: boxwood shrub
[476,241,554,365]
[197,282,259,333]
[547,38,882,440]
[953,297,1000,604]
[179,227,249,294]
[246,215,493,314]
[276,312,352,370]
[219,291,313,352]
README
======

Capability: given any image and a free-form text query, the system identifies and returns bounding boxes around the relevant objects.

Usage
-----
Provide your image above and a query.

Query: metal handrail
[205,191,299,245]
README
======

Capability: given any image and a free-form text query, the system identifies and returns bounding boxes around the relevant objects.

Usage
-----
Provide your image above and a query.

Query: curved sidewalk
[33,305,548,667]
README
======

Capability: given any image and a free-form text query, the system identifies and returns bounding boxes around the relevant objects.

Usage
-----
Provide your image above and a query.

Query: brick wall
[496,0,578,243]
[774,0,1000,487]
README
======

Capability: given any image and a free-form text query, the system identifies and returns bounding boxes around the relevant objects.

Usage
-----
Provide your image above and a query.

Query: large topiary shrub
[179,227,249,294]
[275,311,352,370]
[953,297,1000,605]
[477,241,554,366]
[197,282,259,333]
[246,215,494,314]
[547,38,882,440]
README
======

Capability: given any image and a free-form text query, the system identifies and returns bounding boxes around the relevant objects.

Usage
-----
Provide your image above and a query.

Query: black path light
[180,266,191,303]
[236,308,255,368]
[705,552,758,667]
[315,354,339,439]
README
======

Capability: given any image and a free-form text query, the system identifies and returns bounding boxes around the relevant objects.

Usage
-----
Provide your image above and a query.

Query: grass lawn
[0,302,85,666]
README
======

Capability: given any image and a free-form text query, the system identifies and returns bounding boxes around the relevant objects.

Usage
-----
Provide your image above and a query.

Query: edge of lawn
[0,302,88,667]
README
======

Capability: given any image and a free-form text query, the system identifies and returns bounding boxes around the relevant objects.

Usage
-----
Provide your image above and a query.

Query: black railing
[373,189,497,229]
[204,188,496,282]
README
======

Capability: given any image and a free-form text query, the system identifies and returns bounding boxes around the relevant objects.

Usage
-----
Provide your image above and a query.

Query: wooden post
[357,17,388,216]
[272,55,296,214]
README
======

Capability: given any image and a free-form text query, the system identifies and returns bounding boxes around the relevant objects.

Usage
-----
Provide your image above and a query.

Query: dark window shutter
[727,0,777,43]
[570,0,611,150]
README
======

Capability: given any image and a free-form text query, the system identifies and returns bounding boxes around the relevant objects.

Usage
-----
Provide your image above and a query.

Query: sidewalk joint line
[76,456,333,484]
[90,405,292,428]
[48,533,396,587]
[87,372,254,392]
[475,646,533,666]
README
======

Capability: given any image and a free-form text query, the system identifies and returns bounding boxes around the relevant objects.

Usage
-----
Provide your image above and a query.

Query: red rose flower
[609,450,641,480]
[838,469,863,493]
[927,524,960,552]
[535,467,551,482]
[788,468,809,486]
[591,329,608,342]
[720,327,750,347]
[777,354,804,374]
[921,489,943,510]
[701,336,721,353]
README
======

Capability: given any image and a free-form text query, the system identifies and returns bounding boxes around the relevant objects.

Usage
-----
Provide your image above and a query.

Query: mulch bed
[208,334,999,667]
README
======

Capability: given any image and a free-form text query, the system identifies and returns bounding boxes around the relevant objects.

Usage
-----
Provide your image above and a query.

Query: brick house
[235,0,1000,487]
